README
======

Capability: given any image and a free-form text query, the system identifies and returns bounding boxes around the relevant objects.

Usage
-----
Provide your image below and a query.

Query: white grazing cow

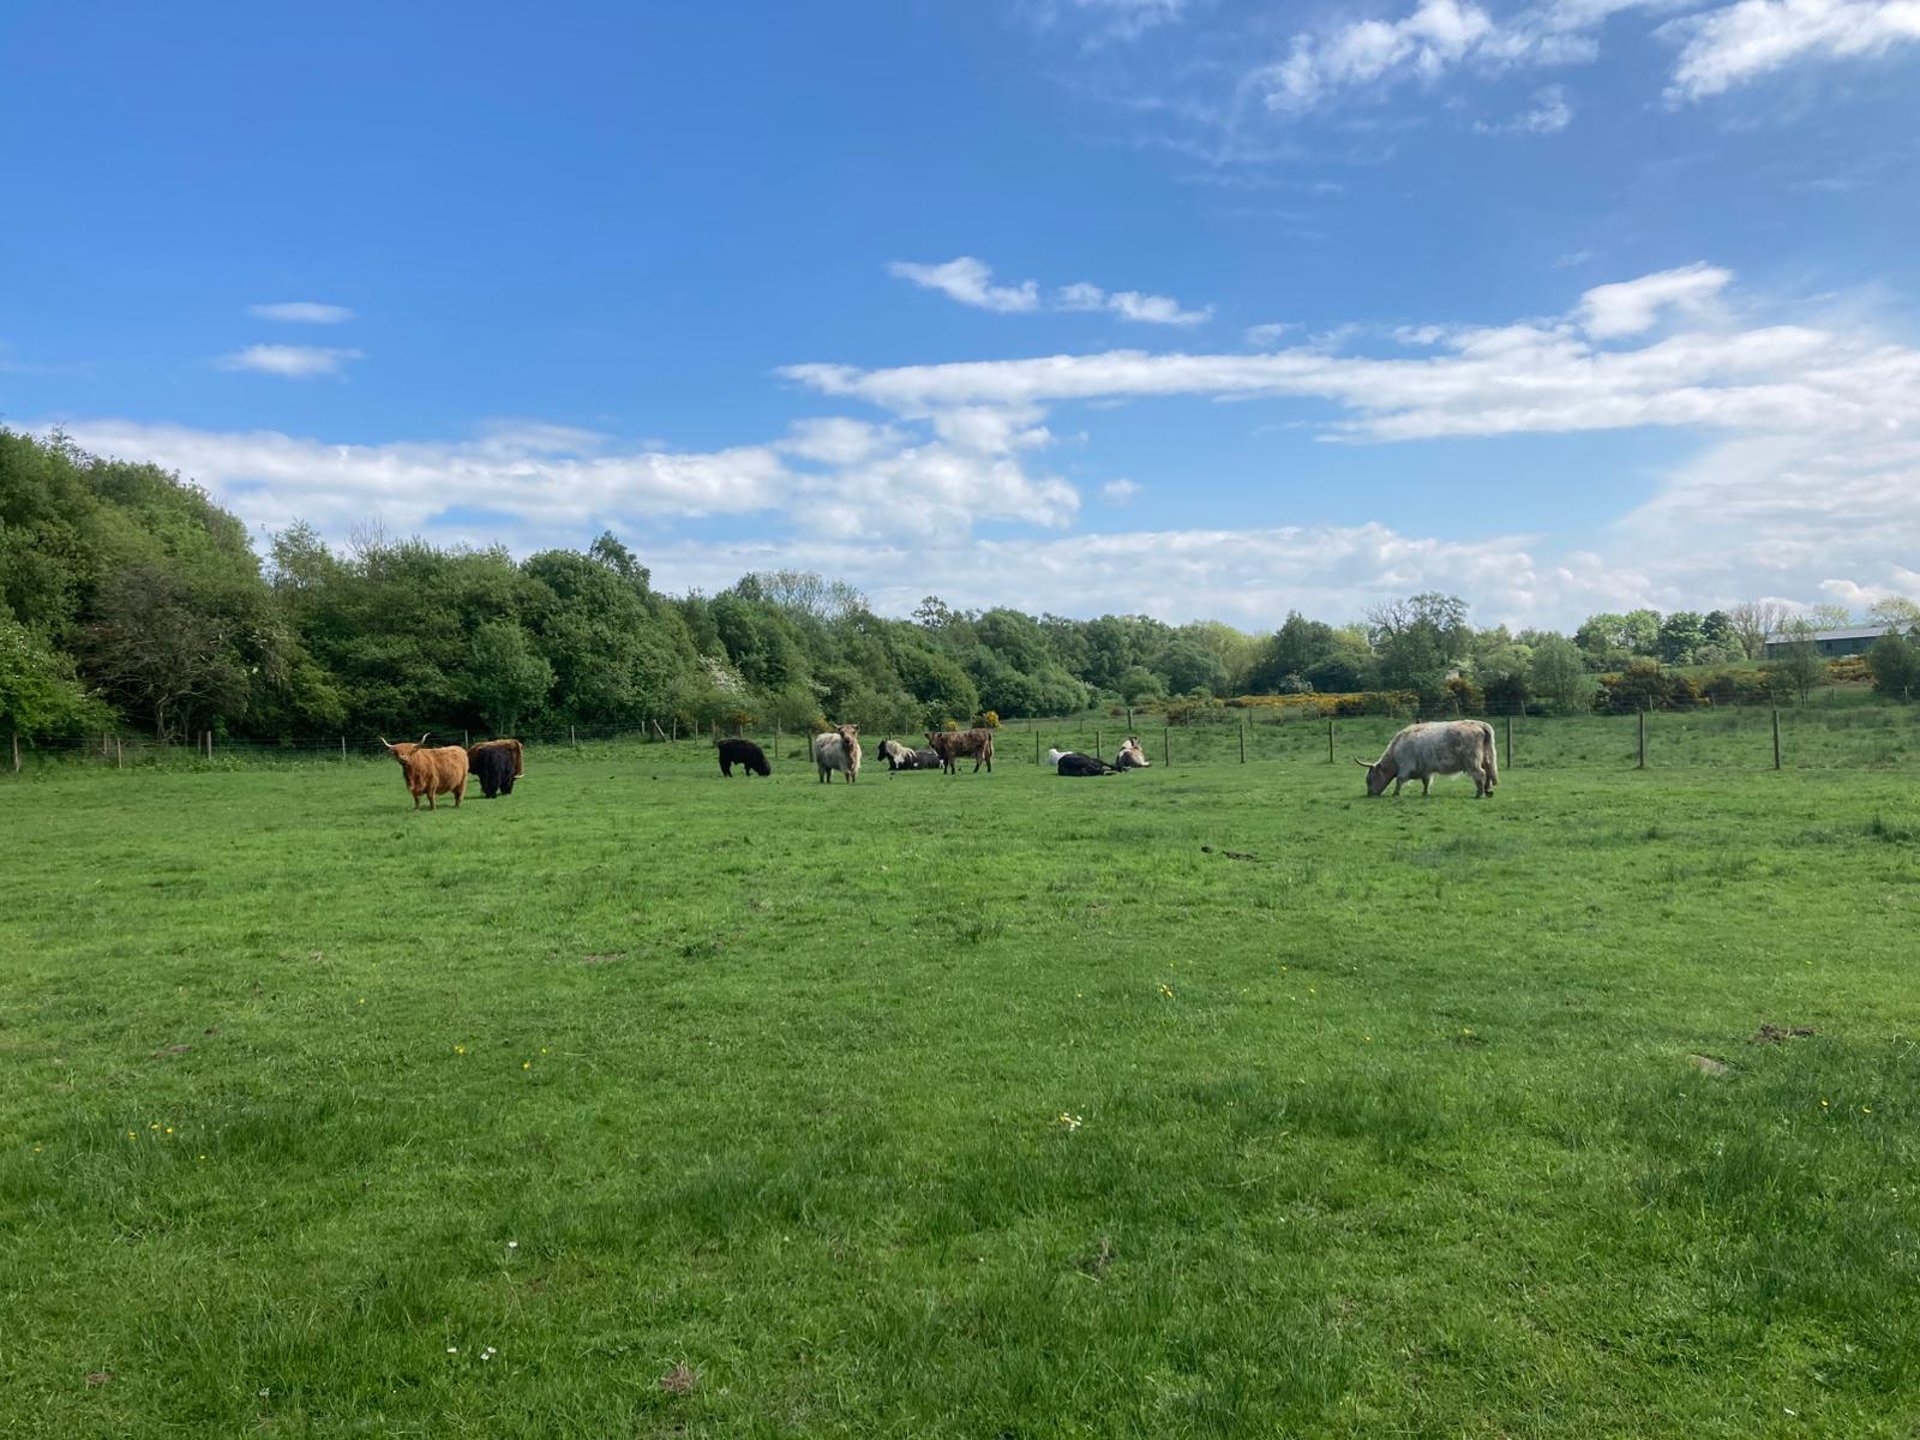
[1357,720,1498,798]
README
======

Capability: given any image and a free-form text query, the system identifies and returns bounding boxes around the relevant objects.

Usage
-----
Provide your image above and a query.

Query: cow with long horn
[381,732,470,809]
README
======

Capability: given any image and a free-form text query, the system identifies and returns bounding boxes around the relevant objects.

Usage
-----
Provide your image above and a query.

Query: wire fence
[9,699,1918,776]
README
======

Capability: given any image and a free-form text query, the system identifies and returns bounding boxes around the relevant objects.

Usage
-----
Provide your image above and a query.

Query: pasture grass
[3,736,1919,1436]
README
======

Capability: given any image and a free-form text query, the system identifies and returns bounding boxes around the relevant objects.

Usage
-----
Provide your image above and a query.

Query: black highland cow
[716,737,772,777]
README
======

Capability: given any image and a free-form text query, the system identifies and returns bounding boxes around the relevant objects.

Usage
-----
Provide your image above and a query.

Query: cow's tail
[1482,722,1500,790]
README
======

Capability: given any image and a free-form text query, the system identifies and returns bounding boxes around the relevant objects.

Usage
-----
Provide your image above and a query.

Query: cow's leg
[1392,778,1403,795]
[1421,777,1432,796]
[454,780,465,807]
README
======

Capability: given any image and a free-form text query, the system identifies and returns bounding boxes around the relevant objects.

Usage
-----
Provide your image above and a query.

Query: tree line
[4,429,1919,752]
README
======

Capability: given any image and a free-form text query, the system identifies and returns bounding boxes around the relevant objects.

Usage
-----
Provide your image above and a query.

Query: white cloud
[1070,0,1189,43]
[1059,281,1213,325]
[888,257,1039,313]
[216,345,364,379]
[44,419,792,540]
[632,520,1558,628]
[1666,0,1920,100]
[1244,322,1293,347]
[248,301,355,325]
[781,263,1920,620]
[1257,0,1509,113]
[779,416,900,466]
[891,257,1211,325]
[1578,262,1732,337]
[37,263,1920,630]
[1475,83,1575,132]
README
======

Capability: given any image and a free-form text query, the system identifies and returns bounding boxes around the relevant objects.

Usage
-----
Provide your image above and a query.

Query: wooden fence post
[1328,719,1335,764]
[9,732,17,773]
[1095,727,1101,759]
[1772,706,1782,770]
[1505,714,1513,769]
[115,736,123,769]
[1638,709,1647,770]
[1034,727,1040,766]
[340,736,347,762]
[1163,724,1170,768]
[1239,720,1246,764]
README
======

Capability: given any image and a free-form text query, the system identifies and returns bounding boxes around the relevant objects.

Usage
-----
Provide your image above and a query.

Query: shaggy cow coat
[1358,720,1499,798]
[469,737,524,778]
[382,734,469,809]
[1115,737,1151,769]
[715,737,772,777]
[812,725,862,783]
[925,728,994,774]
[469,743,518,798]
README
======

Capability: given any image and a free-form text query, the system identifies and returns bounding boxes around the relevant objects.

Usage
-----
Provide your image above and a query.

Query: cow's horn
[418,732,431,746]
[379,736,393,749]
[1352,757,1371,767]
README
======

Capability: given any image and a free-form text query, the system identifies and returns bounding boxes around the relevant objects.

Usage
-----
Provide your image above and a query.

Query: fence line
[8,700,1918,776]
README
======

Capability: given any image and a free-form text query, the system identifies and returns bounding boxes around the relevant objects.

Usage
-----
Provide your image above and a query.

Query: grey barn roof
[1764,625,1890,645]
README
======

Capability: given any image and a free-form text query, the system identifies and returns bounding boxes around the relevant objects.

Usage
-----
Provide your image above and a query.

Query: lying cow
[382,733,469,809]
[926,727,994,775]
[467,739,520,798]
[1115,736,1150,769]
[715,737,771,777]
[877,739,942,772]
[1054,750,1120,777]
[1357,720,1499,798]
[813,724,862,783]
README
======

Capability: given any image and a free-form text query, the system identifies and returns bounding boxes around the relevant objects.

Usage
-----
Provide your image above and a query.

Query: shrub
[975,709,1001,729]
[1699,670,1770,706]
[1598,661,1701,713]
[1443,675,1485,716]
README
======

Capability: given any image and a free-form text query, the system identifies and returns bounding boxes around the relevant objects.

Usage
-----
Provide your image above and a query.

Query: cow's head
[1355,756,1393,796]
[836,724,859,749]
[381,732,431,761]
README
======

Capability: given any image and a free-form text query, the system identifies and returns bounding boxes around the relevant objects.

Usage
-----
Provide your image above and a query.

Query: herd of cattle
[382,719,1501,807]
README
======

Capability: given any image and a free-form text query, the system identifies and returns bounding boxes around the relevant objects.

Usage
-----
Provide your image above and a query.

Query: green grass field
[5,727,1919,1437]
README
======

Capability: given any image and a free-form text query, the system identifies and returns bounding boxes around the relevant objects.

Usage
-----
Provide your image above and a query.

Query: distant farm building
[1763,625,1890,659]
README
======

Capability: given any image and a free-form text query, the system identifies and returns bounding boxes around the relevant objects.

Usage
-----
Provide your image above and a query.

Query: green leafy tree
[0,615,102,761]
[1150,637,1229,698]
[464,621,553,734]
[1700,609,1738,660]
[1369,592,1469,705]
[84,565,254,739]
[1528,635,1594,716]
[1116,665,1165,706]
[1656,611,1706,665]
[1866,631,1920,700]
[1250,612,1335,693]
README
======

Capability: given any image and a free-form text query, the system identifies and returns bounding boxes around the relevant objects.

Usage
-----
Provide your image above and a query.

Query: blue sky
[5,0,1920,628]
